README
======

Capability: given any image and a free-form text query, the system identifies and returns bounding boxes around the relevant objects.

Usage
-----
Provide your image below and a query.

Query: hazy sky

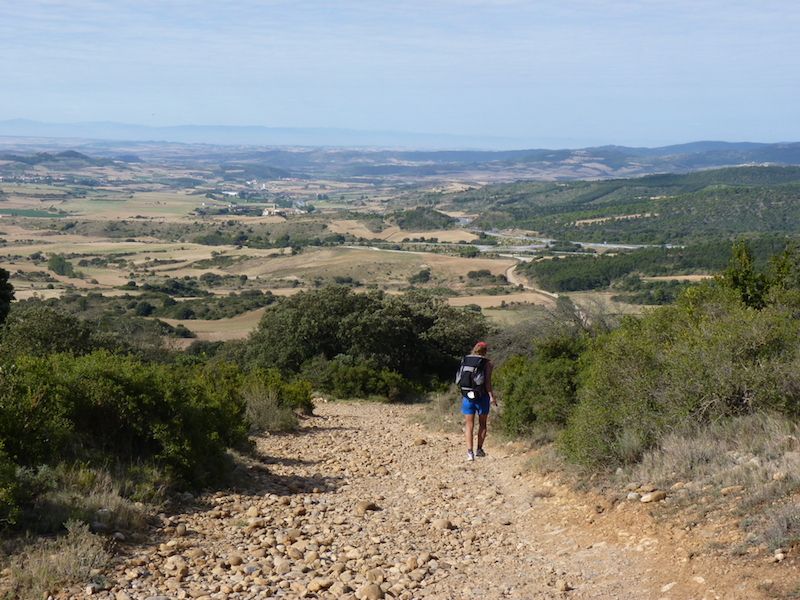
[1,0,799,147]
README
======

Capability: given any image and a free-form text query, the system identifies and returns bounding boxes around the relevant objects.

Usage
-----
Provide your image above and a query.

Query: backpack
[456,354,487,397]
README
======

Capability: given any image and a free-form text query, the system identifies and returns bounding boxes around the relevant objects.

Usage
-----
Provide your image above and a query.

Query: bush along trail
[66,402,790,600]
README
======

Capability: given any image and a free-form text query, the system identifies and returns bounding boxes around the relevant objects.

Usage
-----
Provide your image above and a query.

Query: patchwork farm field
[1,150,714,343]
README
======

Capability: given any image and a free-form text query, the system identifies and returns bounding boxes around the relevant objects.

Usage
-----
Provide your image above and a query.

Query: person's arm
[486,360,497,405]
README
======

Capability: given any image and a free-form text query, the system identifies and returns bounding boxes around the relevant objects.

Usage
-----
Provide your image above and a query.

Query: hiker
[456,341,497,461]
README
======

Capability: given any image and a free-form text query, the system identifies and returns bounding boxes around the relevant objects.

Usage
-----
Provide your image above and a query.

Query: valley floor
[82,402,795,599]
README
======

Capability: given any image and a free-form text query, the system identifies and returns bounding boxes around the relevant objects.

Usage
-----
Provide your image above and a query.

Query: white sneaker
[466,450,475,461]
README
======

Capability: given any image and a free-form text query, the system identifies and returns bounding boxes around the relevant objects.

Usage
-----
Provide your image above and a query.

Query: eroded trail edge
[103,402,780,599]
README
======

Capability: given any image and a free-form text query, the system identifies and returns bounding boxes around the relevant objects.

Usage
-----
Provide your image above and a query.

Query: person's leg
[465,414,475,452]
[477,414,488,450]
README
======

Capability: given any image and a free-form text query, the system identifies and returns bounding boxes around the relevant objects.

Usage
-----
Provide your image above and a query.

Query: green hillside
[448,166,800,244]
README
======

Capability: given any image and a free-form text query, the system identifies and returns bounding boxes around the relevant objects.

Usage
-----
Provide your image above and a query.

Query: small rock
[115,593,132,600]
[246,506,260,518]
[720,485,745,496]
[355,500,380,516]
[626,492,641,501]
[413,438,427,446]
[274,558,291,574]
[91,521,109,534]
[555,579,572,592]
[357,582,385,600]
[432,518,454,530]
[228,554,244,566]
[308,578,334,592]
[640,491,666,503]
[773,471,787,481]
[660,582,677,593]
[174,523,187,537]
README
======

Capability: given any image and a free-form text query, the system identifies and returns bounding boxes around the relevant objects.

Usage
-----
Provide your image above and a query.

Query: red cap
[475,341,488,349]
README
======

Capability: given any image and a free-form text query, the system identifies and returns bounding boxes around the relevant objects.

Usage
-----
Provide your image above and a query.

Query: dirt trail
[96,402,782,599]
[504,264,558,301]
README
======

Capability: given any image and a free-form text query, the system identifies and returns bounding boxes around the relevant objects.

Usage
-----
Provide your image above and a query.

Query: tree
[0,269,13,326]
[246,286,487,384]
[723,240,767,309]
[0,305,97,359]
[47,254,76,277]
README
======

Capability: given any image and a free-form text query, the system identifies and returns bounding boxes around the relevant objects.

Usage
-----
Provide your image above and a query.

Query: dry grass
[630,414,800,495]
[448,291,557,309]
[383,229,477,243]
[526,445,570,478]
[413,392,463,433]
[244,386,298,433]
[160,307,269,341]
[4,520,110,600]
[757,503,800,551]
[21,464,153,534]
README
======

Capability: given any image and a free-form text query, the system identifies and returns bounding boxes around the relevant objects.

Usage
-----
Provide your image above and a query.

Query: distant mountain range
[1,119,799,181]
[0,119,520,150]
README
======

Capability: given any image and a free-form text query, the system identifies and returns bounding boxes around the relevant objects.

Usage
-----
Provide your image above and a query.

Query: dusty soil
[82,402,794,599]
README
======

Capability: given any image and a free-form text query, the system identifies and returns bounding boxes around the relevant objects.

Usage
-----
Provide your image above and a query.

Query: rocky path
[97,402,782,600]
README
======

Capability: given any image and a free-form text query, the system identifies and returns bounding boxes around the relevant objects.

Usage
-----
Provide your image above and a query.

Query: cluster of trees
[520,236,790,294]
[496,241,800,468]
[47,254,80,278]
[194,230,346,250]
[466,269,508,285]
[237,286,487,400]
[609,275,687,305]
[392,207,456,231]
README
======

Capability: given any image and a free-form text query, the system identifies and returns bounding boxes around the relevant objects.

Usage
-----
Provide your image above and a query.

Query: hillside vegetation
[0,281,484,537]
[492,241,800,555]
[448,166,800,244]
[520,235,791,292]
[392,206,456,231]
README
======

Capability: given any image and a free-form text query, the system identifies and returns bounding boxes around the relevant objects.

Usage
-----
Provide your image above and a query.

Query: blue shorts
[461,394,491,416]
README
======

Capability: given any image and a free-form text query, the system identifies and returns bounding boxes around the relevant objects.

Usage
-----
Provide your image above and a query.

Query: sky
[0,0,799,148]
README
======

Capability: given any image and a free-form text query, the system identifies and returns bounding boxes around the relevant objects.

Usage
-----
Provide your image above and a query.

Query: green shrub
[561,283,800,467]
[495,333,585,436]
[0,352,248,487]
[305,355,413,401]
